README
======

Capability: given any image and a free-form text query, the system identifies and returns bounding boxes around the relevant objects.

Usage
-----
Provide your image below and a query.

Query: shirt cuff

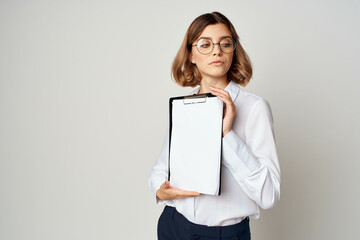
[151,178,170,205]
[222,130,261,179]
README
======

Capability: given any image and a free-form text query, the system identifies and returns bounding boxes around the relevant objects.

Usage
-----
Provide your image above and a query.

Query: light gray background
[1,0,359,239]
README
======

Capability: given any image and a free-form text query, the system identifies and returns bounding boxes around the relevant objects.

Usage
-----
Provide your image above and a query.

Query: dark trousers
[158,206,251,240]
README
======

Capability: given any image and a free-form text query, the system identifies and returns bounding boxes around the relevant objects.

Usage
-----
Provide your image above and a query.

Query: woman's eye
[200,44,210,48]
[221,43,231,48]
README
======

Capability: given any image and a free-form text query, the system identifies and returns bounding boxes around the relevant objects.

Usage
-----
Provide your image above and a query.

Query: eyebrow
[198,36,232,40]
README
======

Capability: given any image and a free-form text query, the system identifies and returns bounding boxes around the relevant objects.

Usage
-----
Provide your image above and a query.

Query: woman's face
[190,23,234,80]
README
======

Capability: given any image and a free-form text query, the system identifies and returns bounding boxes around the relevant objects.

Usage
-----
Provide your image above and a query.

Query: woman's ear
[189,53,195,64]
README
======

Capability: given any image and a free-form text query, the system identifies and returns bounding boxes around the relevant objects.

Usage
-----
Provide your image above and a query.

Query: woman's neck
[198,76,230,94]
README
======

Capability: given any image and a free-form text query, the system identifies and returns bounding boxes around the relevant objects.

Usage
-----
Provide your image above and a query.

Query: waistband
[164,206,250,238]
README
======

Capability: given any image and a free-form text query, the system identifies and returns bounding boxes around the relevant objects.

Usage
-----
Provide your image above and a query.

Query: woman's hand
[209,86,236,137]
[156,180,200,200]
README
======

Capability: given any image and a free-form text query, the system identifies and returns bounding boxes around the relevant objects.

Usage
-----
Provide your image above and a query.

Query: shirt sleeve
[148,125,173,205]
[222,99,281,209]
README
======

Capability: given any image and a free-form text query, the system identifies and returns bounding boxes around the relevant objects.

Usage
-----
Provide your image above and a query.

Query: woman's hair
[171,12,252,87]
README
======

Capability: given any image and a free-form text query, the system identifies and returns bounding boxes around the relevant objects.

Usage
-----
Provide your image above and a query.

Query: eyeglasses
[192,37,236,55]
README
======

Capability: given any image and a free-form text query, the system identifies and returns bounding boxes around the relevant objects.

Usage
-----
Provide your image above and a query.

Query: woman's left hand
[209,86,236,137]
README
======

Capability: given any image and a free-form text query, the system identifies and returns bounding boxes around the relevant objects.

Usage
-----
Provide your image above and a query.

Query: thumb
[165,180,171,188]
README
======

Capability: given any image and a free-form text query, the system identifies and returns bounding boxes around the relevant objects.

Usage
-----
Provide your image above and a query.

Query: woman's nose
[212,43,222,55]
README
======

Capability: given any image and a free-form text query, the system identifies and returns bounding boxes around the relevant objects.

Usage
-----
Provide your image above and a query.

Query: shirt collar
[189,80,241,102]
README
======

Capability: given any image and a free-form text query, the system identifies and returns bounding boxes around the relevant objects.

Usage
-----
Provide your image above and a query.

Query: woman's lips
[210,61,224,66]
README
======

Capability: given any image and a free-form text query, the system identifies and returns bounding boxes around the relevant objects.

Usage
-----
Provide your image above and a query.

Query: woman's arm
[222,99,281,209]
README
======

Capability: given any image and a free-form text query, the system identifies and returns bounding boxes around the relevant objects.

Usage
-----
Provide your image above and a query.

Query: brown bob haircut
[171,12,252,87]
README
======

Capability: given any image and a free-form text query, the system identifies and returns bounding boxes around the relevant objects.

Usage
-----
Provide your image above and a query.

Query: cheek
[194,52,207,62]
[225,55,233,68]
[192,49,202,61]
[227,54,234,64]
[195,56,209,68]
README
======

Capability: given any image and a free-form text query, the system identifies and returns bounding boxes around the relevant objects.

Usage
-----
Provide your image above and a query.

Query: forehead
[198,23,232,39]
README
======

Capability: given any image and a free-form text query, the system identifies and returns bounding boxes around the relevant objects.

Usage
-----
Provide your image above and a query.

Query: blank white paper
[169,96,223,195]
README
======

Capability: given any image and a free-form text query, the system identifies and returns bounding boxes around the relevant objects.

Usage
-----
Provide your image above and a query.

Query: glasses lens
[220,38,235,53]
[196,38,213,54]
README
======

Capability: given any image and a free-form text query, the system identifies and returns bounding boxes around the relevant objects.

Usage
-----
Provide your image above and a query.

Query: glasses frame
[191,37,236,55]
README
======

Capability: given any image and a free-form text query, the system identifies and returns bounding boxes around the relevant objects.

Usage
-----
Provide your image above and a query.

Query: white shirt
[149,80,281,226]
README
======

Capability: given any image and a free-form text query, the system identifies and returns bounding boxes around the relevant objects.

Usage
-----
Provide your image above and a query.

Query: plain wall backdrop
[1,0,359,239]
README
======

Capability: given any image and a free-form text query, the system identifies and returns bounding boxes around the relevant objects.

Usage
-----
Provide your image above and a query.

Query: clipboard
[168,93,223,195]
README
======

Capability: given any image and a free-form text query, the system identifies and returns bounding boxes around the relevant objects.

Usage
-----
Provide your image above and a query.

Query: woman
[149,11,280,240]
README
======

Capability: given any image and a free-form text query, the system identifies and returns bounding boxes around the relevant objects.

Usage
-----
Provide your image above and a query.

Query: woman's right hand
[156,180,200,200]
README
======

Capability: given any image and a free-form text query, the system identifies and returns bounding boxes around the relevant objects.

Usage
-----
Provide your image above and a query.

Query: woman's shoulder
[234,87,274,122]
[237,87,269,106]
